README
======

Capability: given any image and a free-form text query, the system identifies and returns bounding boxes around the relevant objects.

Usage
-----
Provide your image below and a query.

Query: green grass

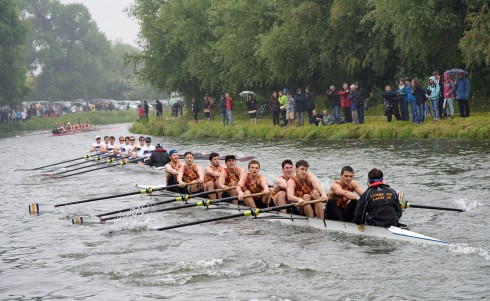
[130,111,490,140]
[0,110,137,135]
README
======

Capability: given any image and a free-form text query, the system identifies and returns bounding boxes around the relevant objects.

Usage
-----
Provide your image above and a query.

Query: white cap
[95,135,101,139]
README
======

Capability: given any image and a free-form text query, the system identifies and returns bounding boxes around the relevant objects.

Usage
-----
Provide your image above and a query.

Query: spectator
[382,85,401,122]
[219,95,228,126]
[411,79,426,124]
[170,95,178,119]
[155,100,163,117]
[225,93,233,125]
[433,71,446,119]
[349,84,359,124]
[143,100,149,120]
[426,76,440,121]
[278,90,287,126]
[295,88,306,126]
[305,88,315,125]
[338,83,352,123]
[191,97,199,124]
[310,109,323,126]
[322,109,335,125]
[356,84,366,124]
[404,77,416,123]
[137,104,145,121]
[203,94,211,123]
[442,73,455,118]
[246,94,258,125]
[270,91,280,126]
[286,91,295,127]
[327,85,341,124]
[397,78,409,121]
[455,72,471,118]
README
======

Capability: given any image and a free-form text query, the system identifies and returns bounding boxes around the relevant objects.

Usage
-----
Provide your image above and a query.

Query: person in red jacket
[137,104,145,121]
[225,93,233,125]
[338,83,352,123]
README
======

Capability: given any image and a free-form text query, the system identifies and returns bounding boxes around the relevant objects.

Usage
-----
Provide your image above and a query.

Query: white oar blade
[71,216,101,225]
[28,203,55,214]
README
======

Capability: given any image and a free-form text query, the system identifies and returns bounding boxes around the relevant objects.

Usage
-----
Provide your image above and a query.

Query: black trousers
[324,198,358,222]
[457,98,470,117]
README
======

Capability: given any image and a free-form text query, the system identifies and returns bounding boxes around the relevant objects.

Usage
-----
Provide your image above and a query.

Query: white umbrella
[239,91,256,97]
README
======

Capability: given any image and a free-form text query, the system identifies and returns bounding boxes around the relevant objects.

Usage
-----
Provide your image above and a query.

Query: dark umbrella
[444,68,468,75]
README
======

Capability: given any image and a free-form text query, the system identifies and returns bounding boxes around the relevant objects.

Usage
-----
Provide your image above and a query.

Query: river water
[1,124,489,300]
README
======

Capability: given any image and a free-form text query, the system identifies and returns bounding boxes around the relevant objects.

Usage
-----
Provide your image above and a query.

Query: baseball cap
[95,135,101,139]
[225,155,236,162]
[155,143,163,149]
[168,149,178,156]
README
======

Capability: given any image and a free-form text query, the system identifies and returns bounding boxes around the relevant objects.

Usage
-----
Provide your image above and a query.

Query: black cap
[155,143,163,149]
[224,155,236,162]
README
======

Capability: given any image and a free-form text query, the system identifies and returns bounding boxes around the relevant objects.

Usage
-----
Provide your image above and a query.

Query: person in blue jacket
[454,72,471,118]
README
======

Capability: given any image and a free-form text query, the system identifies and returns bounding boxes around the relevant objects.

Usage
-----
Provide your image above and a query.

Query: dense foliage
[129,0,490,101]
[0,1,29,106]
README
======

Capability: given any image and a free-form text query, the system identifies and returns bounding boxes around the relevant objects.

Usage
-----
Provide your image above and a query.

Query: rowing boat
[136,184,448,246]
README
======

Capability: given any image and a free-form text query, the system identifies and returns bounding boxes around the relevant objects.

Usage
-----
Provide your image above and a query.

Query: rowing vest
[166,161,183,182]
[119,144,132,155]
[182,164,200,183]
[271,175,286,197]
[223,167,240,185]
[135,144,145,158]
[291,175,314,197]
[244,175,263,194]
[335,180,355,208]
[106,143,116,154]
[204,165,223,184]
[91,142,101,153]
[141,145,155,158]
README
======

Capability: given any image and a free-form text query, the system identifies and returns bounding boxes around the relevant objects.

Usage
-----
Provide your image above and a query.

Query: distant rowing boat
[137,184,448,246]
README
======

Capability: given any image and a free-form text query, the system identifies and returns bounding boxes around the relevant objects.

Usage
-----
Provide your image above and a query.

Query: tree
[0,0,29,106]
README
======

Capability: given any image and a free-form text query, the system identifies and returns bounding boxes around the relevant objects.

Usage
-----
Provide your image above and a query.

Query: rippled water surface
[1,124,489,300]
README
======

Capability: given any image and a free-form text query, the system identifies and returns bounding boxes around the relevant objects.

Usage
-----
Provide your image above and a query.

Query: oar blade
[71,215,102,225]
[28,203,55,214]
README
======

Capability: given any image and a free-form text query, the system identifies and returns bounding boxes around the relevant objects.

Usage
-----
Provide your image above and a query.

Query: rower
[89,135,102,154]
[177,151,204,194]
[325,166,364,222]
[117,136,132,158]
[129,136,146,160]
[203,152,224,199]
[105,136,120,157]
[269,159,294,213]
[354,168,403,227]
[218,155,245,204]
[236,160,270,208]
[164,149,183,193]
[286,160,327,218]
[138,137,155,165]
[100,136,110,153]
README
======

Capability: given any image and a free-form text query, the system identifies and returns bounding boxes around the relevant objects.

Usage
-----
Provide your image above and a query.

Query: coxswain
[164,149,183,193]
[325,166,364,222]
[354,168,403,227]
[146,143,169,168]
[236,160,270,208]
[177,151,204,194]
[269,159,294,213]
[203,152,225,199]
[89,135,102,154]
[286,160,327,218]
[218,155,245,203]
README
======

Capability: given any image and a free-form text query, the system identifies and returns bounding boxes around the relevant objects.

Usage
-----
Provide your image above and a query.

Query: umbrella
[239,91,256,98]
[444,68,468,75]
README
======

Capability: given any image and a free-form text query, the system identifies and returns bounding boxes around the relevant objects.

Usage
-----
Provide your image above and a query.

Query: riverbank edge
[0,111,137,135]
[130,113,490,140]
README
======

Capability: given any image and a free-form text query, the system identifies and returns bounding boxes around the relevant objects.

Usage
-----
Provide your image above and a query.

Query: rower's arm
[218,170,226,189]
[261,177,270,194]
[286,179,301,203]
[353,180,365,196]
[309,175,328,199]
[236,174,247,195]
[176,166,185,184]
[129,145,137,157]
[276,177,288,191]
[196,166,204,183]
[331,182,359,200]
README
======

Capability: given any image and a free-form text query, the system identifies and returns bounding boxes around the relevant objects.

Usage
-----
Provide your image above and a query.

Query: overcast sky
[58,0,139,46]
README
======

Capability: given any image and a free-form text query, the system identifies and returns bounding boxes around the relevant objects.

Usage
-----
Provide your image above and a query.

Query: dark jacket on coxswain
[354,182,403,227]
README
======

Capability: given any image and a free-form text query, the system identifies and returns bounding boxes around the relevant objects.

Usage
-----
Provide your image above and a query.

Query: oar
[56,154,109,169]
[404,202,465,212]
[54,157,141,179]
[155,199,323,231]
[100,191,260,222]
[96,186,236,218]
[31,154,99,170]
[52,156,125,176]
[28,183,185,215]
[187,153,255,162]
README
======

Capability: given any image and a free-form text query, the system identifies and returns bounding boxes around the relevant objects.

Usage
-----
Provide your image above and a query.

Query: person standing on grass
[191,97,199,124]
[219,95,228,126]
[339,83,352,123]
[455,72,471,118]
[270,91,280,126]
[286,91,295,127]
[327,85,341,124]
[442,73,455,118]
[246,94,258,125]
[225,93,233,125]
[278,90,287,126]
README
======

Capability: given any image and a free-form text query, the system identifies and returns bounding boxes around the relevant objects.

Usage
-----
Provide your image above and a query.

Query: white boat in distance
[137,184,448,246]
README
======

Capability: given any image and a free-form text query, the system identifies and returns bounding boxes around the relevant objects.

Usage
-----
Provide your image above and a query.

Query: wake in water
[453,197,482,212]
[449,243,490,261]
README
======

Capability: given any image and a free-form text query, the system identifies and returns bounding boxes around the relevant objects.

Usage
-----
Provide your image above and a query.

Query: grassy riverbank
[0,110,137,135]
[130,112,490,140]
